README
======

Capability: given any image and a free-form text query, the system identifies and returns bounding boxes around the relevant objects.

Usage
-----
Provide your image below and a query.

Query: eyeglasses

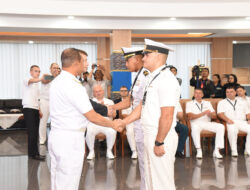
[120,90,128,92]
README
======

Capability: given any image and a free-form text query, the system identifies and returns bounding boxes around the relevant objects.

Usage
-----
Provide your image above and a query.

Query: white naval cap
[121,47,144,59]
[143,39,174,55]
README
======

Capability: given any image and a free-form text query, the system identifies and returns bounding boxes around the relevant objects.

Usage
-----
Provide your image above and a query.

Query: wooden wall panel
[111,30,131,50]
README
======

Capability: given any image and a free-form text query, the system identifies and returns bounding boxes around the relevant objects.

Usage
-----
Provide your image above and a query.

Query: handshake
[108,105,126,133]
[112,119,126,132]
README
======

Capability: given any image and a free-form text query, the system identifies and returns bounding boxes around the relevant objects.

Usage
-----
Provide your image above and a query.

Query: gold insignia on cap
[143,70,149,76]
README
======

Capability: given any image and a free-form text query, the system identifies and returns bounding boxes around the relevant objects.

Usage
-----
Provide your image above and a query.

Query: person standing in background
[22,65,45,161]
[170,66,182,86]
[212,74,223,98]
[39,63,60,145]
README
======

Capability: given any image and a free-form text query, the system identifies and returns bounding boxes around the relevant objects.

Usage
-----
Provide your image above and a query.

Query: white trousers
[191,121,225,149]
[144,129,178,190]
[227,120,250,153]
[126,123,137,152]
[39,99,50,144]
[48,129,85,190]
[86,123,116,151]
[192,159,225,189]
[134,121,145,190]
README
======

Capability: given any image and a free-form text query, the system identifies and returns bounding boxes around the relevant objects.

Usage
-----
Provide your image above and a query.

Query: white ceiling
[1,1,250,37]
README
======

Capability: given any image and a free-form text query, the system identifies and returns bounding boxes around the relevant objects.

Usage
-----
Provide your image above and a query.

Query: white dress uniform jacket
[141,66,180,190]
[48,70,93,190]
[186,100,224,149]
[217,98,250,154]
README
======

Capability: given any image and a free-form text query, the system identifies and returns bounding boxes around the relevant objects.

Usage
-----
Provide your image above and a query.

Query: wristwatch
[155,140,164,146]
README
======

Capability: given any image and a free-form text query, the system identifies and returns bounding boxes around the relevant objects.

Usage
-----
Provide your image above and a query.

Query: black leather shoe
[175,151,185,159]
[29,155,46,161]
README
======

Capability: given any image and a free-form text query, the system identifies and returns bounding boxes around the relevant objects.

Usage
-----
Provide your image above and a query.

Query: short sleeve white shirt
[49,71,93,131]
[131,67,149,109]
[176,102,183,122]
[217,98,249,121]
[186,100,214,124]
[141,66,181,133]
[22,77,40,110]
[91,97,114,120]
[236,96,250,111]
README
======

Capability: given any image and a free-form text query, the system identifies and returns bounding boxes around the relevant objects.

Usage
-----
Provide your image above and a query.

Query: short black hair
[202,68,209,73]
[194,87,204,93]
[120,85,128,90]
[226,85,236,91]
[170,66,177,72]
[30,65,39,71]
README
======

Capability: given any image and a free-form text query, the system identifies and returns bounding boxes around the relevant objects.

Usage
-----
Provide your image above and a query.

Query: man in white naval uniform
[39,63,60,145]
[49,48,123,190]
[122,39,180,190]
[111,47,148,190]
[218,86,250,157]
[186,88,225,159]
[86,84,117,159]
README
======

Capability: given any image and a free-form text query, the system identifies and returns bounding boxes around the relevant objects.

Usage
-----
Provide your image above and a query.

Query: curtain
[0,42,97,99]
[132,43,211,99]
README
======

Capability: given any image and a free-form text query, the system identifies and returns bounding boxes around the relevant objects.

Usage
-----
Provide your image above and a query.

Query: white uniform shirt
[121,106,132,115]
[176,102,183,122]
[131,68,149,109]
[141,66,180,133]
[83,81,91,98]
[49,71,93,131]
[236,96,250,110]
[217,98,250,121]
[40,82,51,100]
[186,100,214,124]
[22,77,40,110]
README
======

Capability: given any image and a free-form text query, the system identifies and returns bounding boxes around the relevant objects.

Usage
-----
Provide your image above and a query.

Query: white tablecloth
[0,114,23,129]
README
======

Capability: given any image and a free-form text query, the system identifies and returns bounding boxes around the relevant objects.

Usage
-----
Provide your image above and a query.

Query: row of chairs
[180,98,247,156]
[86,98,247,157]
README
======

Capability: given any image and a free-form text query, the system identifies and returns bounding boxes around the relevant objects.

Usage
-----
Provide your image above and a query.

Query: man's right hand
[112,119,125,132]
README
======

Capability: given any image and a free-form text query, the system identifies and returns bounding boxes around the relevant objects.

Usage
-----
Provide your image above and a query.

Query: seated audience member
[88,64,111,98]
[175,101,189,158]
[190,68,215,98]
[222,74,240,98]
[217,86,250,157]
[170,66,182,86]
[86,85,117,159]
[114,86,138,159]
[186,88,225,159]
[236,86,250,110]
[212,74,223,98]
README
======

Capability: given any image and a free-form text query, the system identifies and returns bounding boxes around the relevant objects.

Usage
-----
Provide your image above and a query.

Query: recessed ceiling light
[246,17,250,20]
[170,17,176,21]
[84,42,89,44]
[232,41,237,44]
[28,41,34,44]
[67,15,75,20]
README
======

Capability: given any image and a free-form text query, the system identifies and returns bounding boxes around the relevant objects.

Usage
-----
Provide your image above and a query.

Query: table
[0,114,23,129]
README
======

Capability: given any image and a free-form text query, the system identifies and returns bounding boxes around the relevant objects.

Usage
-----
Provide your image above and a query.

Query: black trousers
[23,108,40,156]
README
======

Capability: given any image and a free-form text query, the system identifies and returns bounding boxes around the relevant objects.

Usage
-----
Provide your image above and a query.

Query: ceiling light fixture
[28,40,34,44]
[232,41,237,44]
[67,15,75,20]
[170,17,176,21]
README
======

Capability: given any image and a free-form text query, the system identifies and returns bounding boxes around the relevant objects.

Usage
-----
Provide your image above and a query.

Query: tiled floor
[0,130,250,190]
